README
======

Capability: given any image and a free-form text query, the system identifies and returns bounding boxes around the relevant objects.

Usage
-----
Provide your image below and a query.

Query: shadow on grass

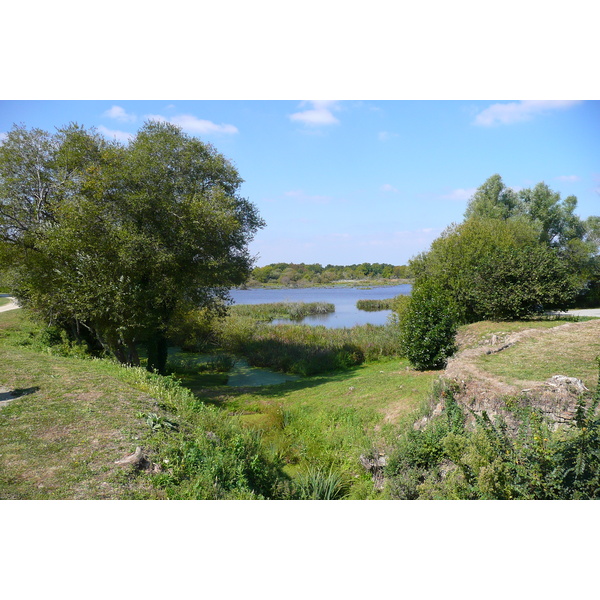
[184,366,362,409]
[0,386,40,407]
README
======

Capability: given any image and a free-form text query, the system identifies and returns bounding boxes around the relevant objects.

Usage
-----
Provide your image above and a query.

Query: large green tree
[0,121,264,373]
[410,217,581,322]
[409,174,598,323]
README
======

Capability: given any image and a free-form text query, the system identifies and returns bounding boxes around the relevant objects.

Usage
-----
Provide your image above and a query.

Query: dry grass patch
[476,319,600,390]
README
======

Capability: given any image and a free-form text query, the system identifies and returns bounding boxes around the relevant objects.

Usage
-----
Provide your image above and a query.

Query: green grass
[0,309,438,499]
[0,298,10,307]
[0,343,166,499]
[188,357,438,497]
[452,317,600,391]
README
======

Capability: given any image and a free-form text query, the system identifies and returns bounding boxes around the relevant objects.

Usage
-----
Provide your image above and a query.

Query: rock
[546,375,588,394]
[359,452,388,490]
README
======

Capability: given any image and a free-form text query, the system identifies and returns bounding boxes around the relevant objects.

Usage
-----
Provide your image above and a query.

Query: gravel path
[560,308,600,317]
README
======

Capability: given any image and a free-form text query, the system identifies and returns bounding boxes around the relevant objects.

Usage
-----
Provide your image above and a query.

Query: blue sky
[1,100,598,267]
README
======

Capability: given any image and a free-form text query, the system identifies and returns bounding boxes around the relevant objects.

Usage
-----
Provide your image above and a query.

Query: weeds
[295,465,350,499]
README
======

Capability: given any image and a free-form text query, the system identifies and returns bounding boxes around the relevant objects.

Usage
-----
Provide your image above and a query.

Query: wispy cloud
[289,101,340,126]
[103,105,136,123]
[378,131,398,142]
[97,125,134,142]
[145,113,239,135]
[380,183,399,193]
[473,100,581,127]
[556,175,580,182]
[440,188,477,201]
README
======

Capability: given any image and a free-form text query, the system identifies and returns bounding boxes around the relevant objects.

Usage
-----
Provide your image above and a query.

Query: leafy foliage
[386,361,600,499]
[398,283,458,370]
[0,122,264,374]
[410,216,582,323]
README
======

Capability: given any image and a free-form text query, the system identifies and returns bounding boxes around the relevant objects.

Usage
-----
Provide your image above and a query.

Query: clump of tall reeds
[229,302,334,322]
[356,298,394,311]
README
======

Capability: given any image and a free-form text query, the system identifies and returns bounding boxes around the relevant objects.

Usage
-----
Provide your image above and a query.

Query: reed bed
[356,299,394,311]
[229,301,335,322]
[219,314,403,376]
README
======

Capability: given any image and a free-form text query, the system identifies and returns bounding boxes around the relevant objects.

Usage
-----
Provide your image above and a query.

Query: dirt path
[0,297,19,312]
[444,319,599,402]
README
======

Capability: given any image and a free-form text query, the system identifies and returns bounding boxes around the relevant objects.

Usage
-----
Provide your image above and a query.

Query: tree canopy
[0,121,264,373]
[409,174,599,324]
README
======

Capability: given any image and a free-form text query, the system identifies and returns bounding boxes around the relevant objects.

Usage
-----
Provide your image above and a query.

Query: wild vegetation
[399,174,600,370]
[385,369,600,499]
[218,312,403,376]
[229,301,335,321]
[2,306,597,499]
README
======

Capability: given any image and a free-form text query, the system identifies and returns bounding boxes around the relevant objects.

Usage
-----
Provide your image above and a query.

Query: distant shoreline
[239,278,413,290]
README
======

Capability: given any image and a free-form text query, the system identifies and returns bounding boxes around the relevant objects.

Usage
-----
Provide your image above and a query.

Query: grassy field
[2,307,597,499]
[0,309,438,499]
[0,344,166,498]
[0,297,10,307]
[474,318,600,390]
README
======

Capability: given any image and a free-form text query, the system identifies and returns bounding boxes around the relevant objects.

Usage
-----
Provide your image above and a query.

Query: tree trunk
[146,332,168,375]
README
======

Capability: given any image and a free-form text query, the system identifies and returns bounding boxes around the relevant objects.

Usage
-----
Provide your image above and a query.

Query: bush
[399,285,458,370]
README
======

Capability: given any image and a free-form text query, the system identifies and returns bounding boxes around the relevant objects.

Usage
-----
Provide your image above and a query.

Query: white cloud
[103,105,136,122]
[289,101,340,126]
[473,100,581,127]
[145,113,238,135]
[96,125,134,142]
[378,131,398,142]
[440,188,476,201]
[556,175,580,182]
[380,184,399,193]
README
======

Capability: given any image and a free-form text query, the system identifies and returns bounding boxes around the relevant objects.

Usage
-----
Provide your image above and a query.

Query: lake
[229,284,412,328]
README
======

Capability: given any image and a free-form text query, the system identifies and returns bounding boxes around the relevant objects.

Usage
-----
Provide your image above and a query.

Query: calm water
[229,284,412,328]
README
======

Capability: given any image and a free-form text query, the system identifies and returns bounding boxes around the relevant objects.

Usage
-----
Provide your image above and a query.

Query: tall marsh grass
[218,314,403,376]
[356,298,394,311]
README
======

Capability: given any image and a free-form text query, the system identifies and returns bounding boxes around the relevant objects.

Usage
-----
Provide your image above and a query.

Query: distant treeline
[249,262,411,286]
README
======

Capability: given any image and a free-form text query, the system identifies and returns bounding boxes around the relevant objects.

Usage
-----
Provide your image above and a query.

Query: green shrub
[399,284,458,370]
[166,306,222,352]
